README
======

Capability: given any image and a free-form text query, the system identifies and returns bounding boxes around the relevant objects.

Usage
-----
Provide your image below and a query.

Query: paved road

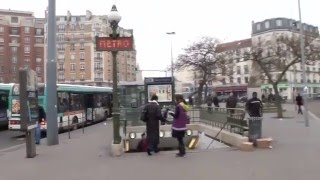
[0,129,24,150]
[1,106,320,180]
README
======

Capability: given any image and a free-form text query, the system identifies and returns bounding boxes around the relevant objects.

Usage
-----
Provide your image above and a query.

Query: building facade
[252,18,320,100]
[0,9,45,83]
[44,10,137,86]
[175,17,320,100]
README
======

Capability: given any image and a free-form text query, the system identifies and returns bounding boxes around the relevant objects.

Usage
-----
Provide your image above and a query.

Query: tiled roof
[216,38,252,53]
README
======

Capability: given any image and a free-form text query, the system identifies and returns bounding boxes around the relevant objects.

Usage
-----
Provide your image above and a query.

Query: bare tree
[175,37,233,106]
[243,34,320,118]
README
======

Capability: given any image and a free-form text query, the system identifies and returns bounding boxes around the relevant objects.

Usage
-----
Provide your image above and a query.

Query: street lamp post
[46,0,59,145]
[166,32,175,79]
[108,5,122,144]
[298,0,309,127]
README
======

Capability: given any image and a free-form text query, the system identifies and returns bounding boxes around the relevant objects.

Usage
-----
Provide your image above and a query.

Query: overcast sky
[2,0,319,77]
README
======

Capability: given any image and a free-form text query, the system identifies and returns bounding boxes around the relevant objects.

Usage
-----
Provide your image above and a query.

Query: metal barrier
[120,106,248,137]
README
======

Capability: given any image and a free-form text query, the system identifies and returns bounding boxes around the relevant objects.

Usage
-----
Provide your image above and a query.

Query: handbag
[140,107,148,122]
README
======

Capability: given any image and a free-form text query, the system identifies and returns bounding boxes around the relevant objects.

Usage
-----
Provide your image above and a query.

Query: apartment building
[0,9,45,83]
[44,10,137,86]
[252,18,320,99]
[176,17,320,100]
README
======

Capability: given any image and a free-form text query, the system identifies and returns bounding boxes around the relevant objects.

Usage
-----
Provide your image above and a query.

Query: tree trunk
[273,83,283,118]
[196,83,204,107]
[204,84,208,100]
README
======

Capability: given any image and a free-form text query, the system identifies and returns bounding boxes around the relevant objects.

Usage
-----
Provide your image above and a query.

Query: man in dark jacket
[226,92,238,115]
[246,92,263,146]
[213,95,219,108]
[141,94,166,155]
[246,92,263,117]
[296,93,303,114]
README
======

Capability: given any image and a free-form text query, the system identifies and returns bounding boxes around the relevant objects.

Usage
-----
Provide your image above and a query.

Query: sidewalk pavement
[1,105,320,180]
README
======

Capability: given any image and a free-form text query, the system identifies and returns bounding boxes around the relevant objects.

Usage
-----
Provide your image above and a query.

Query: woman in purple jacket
[170,94,190,157]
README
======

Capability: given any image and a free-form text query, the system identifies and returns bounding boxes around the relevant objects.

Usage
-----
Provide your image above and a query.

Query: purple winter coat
[172,103,188,131]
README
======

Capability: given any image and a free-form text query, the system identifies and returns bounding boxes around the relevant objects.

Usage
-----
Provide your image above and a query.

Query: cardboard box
[240,142,254,151]
[257,138,272,149]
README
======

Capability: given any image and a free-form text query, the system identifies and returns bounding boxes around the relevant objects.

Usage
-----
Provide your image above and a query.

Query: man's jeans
[35,123,41,144]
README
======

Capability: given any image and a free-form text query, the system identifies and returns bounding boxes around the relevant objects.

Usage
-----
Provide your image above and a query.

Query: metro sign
[95,36,134,51]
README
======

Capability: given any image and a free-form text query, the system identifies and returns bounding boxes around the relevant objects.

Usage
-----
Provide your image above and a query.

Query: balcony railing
[57,68,65,72]
[94,57,102,61]
[94,78,103,82]
[94,67,103,71]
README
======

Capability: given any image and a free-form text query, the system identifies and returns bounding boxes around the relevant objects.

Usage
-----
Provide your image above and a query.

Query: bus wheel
[72,116,79,124]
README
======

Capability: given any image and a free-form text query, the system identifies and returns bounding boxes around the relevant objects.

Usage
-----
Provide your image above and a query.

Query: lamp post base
[110,140,124,157]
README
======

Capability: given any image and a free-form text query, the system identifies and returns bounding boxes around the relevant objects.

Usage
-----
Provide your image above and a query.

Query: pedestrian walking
[140,94,166,156]
[226,92,237,115]
[206,94,213,111]
[296,93,303,114]
[213,94,219,108]
[170,94,190,157]
[36,105,46,145]
[245,92,263,146]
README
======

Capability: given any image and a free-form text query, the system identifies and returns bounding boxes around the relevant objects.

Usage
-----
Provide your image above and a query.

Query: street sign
[95,36,134,51]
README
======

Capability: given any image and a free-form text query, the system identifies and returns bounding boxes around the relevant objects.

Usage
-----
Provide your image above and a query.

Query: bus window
[58,92,69,113]
[70,93,84,111]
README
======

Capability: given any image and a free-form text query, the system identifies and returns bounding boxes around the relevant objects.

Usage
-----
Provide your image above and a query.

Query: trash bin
[248,117,262,145]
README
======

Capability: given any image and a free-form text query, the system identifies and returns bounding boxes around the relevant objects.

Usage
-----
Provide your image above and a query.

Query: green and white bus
[7,83,112,131]
[0,83,13,128]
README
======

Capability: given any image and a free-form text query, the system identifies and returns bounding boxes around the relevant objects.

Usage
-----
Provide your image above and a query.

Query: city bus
[0,83,13,128]
[8,83,112,131]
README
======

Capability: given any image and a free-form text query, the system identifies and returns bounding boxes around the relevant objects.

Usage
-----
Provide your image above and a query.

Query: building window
[256,23,261,30]
[12,66,17,73]
[80,52,85,60]
[0,26,4,33]
[36,67,41,73]
[12,57,17,63]
[71,24,76,30]
[265,21,270,29]
[58,24,65,31]
[80,74,85,80]
[70,74,75,81]
[58,74,65,81]
[24,46,30,53]
[36,29,42,35]
[59,17,65,21]
[237,66,241,74]
[0,46,4,53]
[80,24,84,30]
[57,44,64,51]
[244,65,249,74]
[237,77,241,84]
[245,77,249,83]
[276,19,282,26]
[24,27,30,33]
[58,63,64,71]
[11,17,19,23]
[36,48,42,57]
[36,37,43,44]
[11,47,17,53]
[80,63,85,70]
[70,54,75,61]
[80,34,84,40]
[58,34,64,41]
[25,58,30,62]
[80,43,84,50]
[24,37,30,43]
[70,43,75,51]
[11,37,18,43]
[71,17,77,22]
[70,64,75,71]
